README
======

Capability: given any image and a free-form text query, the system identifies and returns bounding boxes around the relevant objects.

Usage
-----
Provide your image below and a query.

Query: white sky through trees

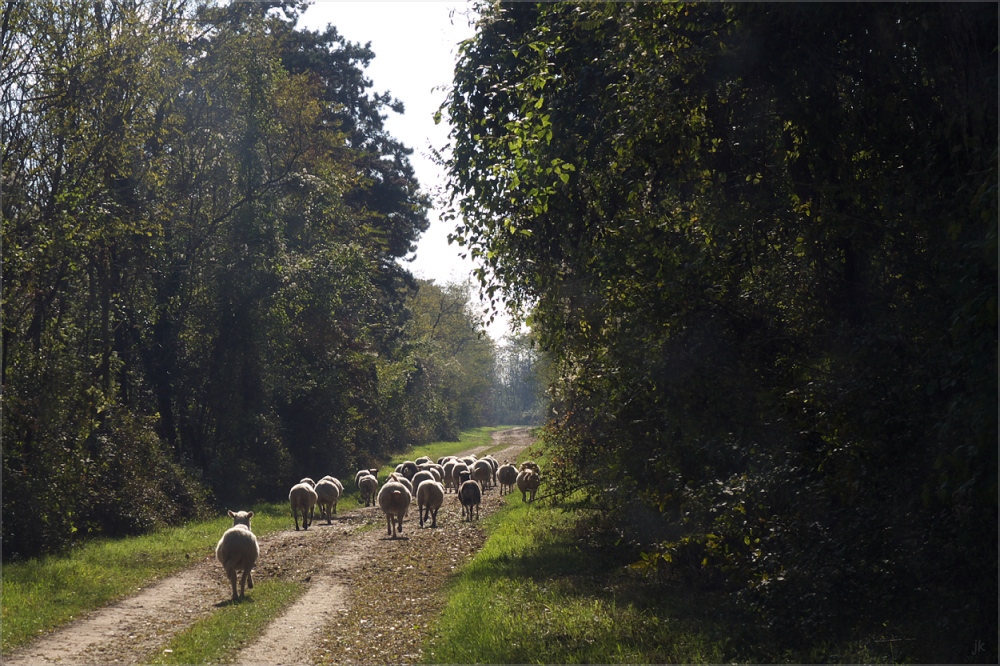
[299,2,514,339]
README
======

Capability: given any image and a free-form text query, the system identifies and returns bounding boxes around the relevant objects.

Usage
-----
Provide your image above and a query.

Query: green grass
[424,444,729,665]
[141,427,520,662]
[2,426,520,655]
[1,501,291,653]
[423,440,893,665]
[148,578,304,665]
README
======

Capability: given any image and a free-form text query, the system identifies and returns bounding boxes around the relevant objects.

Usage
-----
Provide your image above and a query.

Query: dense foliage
[445,3,997,661]
[1,0,516,560]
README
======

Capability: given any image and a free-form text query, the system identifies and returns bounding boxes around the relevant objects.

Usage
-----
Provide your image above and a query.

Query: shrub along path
[3,427,535,665]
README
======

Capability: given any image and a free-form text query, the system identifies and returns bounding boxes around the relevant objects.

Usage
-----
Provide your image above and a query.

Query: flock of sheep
[214,453,542,601]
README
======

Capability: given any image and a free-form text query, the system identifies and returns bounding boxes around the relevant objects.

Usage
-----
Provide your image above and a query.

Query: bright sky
[298,2,516,339]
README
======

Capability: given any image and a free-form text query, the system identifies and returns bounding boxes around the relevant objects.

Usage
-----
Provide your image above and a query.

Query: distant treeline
[445,2,996,662]
[0,1,546,561]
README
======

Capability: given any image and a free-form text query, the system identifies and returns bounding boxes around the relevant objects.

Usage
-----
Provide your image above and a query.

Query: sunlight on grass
[2,501,287,653]
[425,488,727,664]
[2,427,521,654]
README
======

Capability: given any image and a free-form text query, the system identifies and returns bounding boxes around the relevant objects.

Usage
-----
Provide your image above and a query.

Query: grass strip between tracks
[148,577,304,665]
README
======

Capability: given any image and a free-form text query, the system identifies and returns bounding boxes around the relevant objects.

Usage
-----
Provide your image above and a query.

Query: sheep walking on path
[442,460,458,493]
[450,462,469,494]
[355,468,379,486]
[516,468,540,503]
[497,463,518,495]
[458,479,482,521]
[398,460,419,481]
[483,455,500,487]
[388,472,413,495]
[378,480,412,538]
[358,473,379,507]
[315,478,341,525]
[472,459,494,491]
[416,479,445,528]
[322,475,344,496]
[410,470,435,493]
[289,482,319,530]
[215,510,259,602]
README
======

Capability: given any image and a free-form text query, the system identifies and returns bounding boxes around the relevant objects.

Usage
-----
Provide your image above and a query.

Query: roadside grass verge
[424,440,893,665]
[424,439,730,664]
[1,500,289,653]
[148,578,303,665]
[2,426,519,654]
[424,496,730,664]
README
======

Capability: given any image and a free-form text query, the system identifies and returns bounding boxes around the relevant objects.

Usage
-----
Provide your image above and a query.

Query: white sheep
[416,479,445,528]
[289,481,318,530]
[315,478,341,524]
[450,462,469,493]
[418,462,445,482]
[483,455,500,487]
[410,470,435,492]
[215,510,259,602]
[497,463,518,495]
[388,472,413,495]
[472,459,494,491]
[442,460,459,493]
[358,473,379,507]
[378,480,412,538]
[516,468,540,503]
[458,479,482,521]
[299,477,316,488]
[321,475,345,495]
[355,468,379,485]
[324,476,344,509]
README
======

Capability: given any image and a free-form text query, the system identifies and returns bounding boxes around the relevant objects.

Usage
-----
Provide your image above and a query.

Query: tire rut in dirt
[3,559,222,666]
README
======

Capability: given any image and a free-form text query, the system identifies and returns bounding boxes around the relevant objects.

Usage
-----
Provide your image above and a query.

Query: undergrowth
[424,439,896,664]
[424,495,729,664]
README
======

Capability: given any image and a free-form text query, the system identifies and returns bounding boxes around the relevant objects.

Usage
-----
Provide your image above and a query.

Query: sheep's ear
[247,511,254,518]
[228,509,235,518]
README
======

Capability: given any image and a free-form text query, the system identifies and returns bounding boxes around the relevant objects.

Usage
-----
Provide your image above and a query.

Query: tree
[2,0,210,556]
[402,279,496,439]
[1,0,434,558]
[444,2,996,660]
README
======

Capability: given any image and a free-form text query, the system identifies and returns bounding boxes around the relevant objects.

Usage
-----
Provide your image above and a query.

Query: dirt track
[4,427,536,666]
